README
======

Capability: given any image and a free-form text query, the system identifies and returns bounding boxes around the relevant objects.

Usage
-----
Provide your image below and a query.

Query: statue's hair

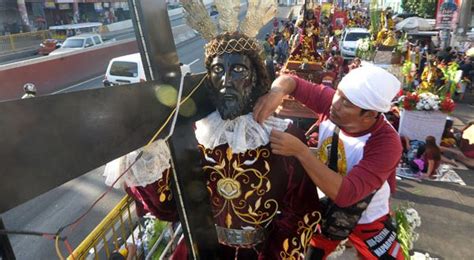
[205,32,271,99]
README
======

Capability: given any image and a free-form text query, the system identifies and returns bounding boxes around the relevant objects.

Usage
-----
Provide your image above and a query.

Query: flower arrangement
[399,58,457,114]
[394,204,421,259]
[415,92,440,111]
[394,32,408,54]
[439,94,456,112]
[401,91,419,110]
[401,60,414,77]
[398,91,455,113]
[355,37,376,61]
[436,62,460,97]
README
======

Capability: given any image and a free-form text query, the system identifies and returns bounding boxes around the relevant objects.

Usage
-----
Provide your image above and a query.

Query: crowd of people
[260,5,370,90]
[261,3,474,181]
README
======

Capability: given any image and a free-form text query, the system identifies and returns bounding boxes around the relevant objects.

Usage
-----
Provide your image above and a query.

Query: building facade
[1,0,169,35]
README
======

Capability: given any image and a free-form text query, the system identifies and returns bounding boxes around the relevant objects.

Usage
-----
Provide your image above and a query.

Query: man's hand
[270,130,308,157]
[253,75,297,124]
[253,89,286,124]
[271,130,343,201]
[126,244,137,260]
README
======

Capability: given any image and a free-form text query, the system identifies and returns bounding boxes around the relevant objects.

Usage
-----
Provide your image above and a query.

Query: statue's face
[209,53,255,120]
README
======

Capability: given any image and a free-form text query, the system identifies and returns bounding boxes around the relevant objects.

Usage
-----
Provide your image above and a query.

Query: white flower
[412,232,418,241]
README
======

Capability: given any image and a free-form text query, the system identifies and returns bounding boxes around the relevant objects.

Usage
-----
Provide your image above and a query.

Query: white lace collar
[104,139,171,188]
[195,111,291,154]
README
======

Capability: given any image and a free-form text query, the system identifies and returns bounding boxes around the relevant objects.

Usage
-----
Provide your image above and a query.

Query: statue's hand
[253,88,286,124]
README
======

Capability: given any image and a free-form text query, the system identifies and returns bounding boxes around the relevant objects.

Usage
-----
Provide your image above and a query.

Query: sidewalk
[392,92,474,259]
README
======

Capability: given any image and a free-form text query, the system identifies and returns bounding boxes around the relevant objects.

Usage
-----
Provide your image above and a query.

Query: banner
[435,0,462,29]
[332,10,347,30]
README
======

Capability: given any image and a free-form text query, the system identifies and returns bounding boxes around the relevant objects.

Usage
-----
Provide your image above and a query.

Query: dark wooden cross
[0,0,219,258]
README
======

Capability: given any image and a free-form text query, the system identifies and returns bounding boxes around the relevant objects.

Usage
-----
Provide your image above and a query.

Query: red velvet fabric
[127,125,322,258]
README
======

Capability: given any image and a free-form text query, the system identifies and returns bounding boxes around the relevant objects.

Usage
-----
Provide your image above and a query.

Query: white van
[103,53,191,86]
[340,28,371,58]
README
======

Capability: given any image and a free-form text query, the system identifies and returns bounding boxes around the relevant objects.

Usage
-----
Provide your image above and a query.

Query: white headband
[338,65,400,113]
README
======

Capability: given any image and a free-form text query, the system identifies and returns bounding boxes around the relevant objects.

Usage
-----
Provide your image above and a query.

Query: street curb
[0,49,37,64]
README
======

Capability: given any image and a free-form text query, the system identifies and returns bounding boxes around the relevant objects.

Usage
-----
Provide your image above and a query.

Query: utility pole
[458,0,472,36]
[16,0,30,32]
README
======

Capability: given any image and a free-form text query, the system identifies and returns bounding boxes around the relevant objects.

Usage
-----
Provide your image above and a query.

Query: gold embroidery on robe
[199,145,279,227]
[280,211,322,259]
[156,168,173,202]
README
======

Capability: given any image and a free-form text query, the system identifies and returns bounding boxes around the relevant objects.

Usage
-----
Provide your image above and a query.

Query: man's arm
[254,75,334,123]
[270,128,403,207]
[296,146,343,200]
[253,75,296,123]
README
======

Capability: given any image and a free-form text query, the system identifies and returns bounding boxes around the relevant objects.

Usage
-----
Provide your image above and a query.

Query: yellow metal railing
[0,30,50,53]
[68,195,141,260]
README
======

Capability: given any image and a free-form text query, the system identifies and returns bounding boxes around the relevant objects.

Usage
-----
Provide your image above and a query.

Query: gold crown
[205,36,260,58]
[180,0,276,41]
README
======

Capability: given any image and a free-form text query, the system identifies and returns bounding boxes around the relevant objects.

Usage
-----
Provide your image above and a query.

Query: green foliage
[401,0,436,18]
[393,203,421,259]
[143,217,169,259]
[437,62,461,97]
[401,0,412,13]
[402,60,414,76]
[395,209,412,259]
[355,37,376,61]
[394,32,408,54]
[369,0,381,33]
[416,0,437,18]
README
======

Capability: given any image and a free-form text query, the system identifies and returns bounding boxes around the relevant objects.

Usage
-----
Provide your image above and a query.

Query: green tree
[402,0,436,18]
[416,0,437,18]
[401,0,413,13]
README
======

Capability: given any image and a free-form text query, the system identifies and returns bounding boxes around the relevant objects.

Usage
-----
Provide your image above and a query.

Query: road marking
[53,74,104,94]
[188,59,199,66]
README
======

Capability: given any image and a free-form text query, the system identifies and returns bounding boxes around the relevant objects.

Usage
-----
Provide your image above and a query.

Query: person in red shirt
[422,136,441,179]
[254,65,404,259]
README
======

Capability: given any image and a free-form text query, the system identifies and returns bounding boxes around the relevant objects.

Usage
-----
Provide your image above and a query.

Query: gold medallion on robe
[217,178,242,200]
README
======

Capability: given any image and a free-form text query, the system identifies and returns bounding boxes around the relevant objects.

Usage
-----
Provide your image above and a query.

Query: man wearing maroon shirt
[254,66,405,259]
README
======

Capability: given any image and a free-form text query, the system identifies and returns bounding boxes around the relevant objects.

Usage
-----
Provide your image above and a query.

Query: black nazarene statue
[120,0,322,258]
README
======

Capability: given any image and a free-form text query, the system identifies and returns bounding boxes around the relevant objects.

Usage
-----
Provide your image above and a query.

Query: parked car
[49,33,104,56]
[340,27,371,58]
[103,53,192,87]
[37,39,62,55]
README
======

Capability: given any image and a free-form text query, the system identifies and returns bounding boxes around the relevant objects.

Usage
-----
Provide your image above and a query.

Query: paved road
[0,7,276,260]
[0,14,186,66]
[0,34,209,260]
